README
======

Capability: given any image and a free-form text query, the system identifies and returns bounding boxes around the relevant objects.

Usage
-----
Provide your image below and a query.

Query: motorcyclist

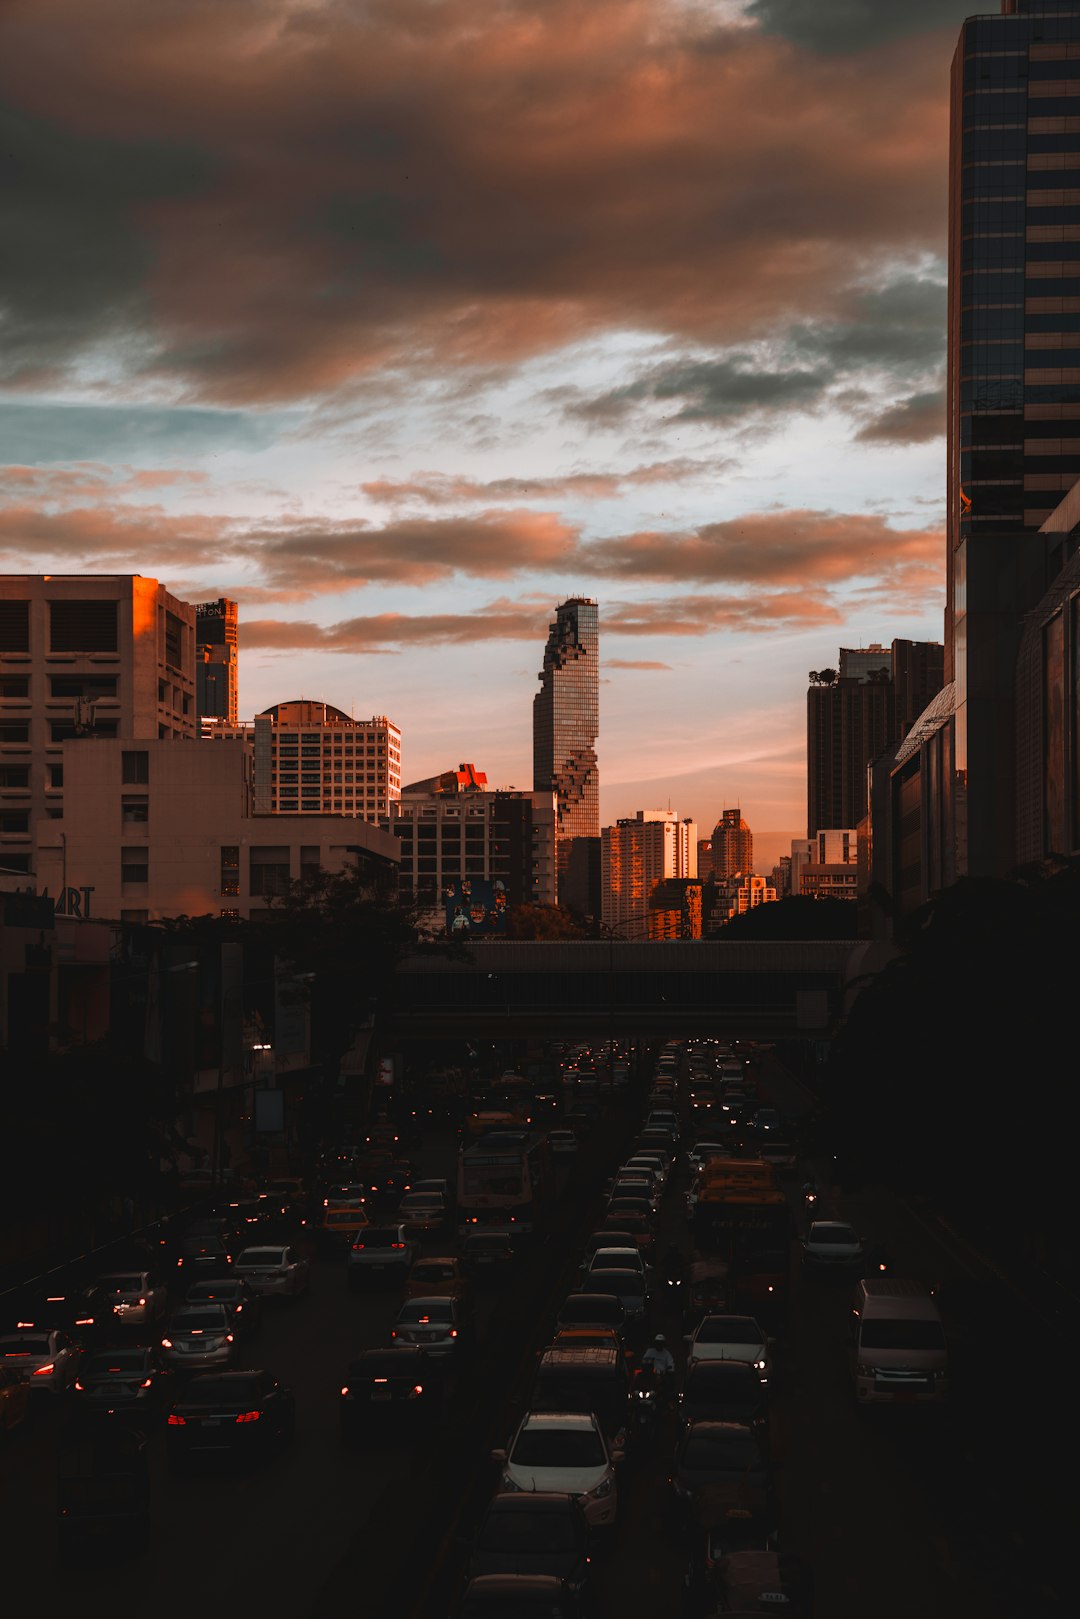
[641,1333,676,1382]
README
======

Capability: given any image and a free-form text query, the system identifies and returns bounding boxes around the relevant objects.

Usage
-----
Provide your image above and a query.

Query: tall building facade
[1,575,196,877]
[203,700,401,821]
[946,0,1080,877]
[710,808,753,878]
[601,809,697,940]
[195,598,238,726]
[533,598,599,879]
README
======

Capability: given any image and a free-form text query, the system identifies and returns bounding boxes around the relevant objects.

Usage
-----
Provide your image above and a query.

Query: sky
[0,0,978,872]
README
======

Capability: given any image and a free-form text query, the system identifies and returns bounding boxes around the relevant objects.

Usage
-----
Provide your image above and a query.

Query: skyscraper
[533,597,599,879]
[601,809,697,940]
[195,598,238,726]
[947,0,1080,876]
[710,808,753,879]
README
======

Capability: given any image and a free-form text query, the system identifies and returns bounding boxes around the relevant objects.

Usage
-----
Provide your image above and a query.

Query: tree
[504,904,585,940]
[710,897,858,940]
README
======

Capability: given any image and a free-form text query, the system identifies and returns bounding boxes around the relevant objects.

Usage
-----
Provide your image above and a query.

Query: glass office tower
[948,0,1080,875]
[533,598,599,881]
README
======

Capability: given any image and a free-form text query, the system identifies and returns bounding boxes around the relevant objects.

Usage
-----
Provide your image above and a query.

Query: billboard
[444,876,508,937]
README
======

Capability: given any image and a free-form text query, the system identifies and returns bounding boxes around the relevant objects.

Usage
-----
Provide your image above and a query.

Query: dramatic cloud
[0,402,284,465]
[745,0,972,55]
[0,0,952,401]
[856,388,946,447]
[607,659,674,671]
[361,459,716,507]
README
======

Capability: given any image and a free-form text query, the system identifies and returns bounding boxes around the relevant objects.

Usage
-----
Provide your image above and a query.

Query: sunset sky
[0,0,977,868]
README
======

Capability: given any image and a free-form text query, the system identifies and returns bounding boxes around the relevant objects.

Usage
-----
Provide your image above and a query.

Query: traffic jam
[0,1039,976,1618]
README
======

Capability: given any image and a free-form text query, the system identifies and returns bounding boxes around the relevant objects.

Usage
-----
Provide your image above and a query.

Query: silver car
[390,1295,467,1358]
[233,1245,311,1299]
[0,1329,80,1395]
[96,1271,168,1326]
[161,1304,238,1370]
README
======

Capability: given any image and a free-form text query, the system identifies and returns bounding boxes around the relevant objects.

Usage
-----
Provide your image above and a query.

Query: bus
[456,1130,555,1237]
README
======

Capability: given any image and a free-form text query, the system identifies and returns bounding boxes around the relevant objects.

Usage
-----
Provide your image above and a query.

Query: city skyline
[0,1,975,851]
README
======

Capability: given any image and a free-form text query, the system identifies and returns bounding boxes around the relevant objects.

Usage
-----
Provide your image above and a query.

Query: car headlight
[591,1474,614,1499]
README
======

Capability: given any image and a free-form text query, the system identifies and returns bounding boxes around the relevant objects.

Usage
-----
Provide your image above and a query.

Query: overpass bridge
[390,939,868,1041]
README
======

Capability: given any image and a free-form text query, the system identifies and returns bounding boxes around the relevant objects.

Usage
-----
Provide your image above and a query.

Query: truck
[690,1157,792,1279]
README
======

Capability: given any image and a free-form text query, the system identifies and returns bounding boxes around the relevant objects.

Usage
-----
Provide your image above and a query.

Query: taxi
[317,1198,369,1251]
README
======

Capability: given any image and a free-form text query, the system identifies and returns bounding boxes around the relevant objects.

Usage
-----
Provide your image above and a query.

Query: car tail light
[391,1242,405,1250]
[391,1330,398,1339]
[138,1298,147,1307]
[235,1410,261,1422]
[161,1338,173,1349]
[74,1380,85,1391]
[225,1335,234,1344]
[76,1318,94,1327]
[340,1385,350,1397]
[352,1242,365,1252]
[449,1329,458,1339]
[167,1413,186,1425]
[410,1384,424,1397]
[176,1258,184,1267]
[32,1363,55,1376]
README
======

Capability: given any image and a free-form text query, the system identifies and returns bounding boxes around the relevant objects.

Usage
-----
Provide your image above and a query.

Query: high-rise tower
[533,598,599,879]
[711,808,753,879]
[195,598,238,726]
[947,0,1080,876]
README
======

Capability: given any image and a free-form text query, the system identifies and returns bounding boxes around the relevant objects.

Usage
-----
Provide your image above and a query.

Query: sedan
[233,1245,310,1299]
[95,1272,168,1327]
[174,1238,234,1280]
[347,1225,417,1289]
[586,1247,649,1283]
[404,1256,471,1303]
[467,1492,590,1590]
[160,1304,238,1371]
[182,1277,263,1337]
[72,1346,172,1421]
[684,1316,770,1384]
[547,1130,580,1160]
[166,1370,295,1466]
[801,1220,865,1274]
[670,1420,770,1526]
[458,1575,583,1619]
[493,1411,620,1530]
[12,1289,103,1345]
[390,1296,468,1358]
[460,1231,516,1282]
[339,1347,439,1440]
[397,1192,448,1236]
[583,1269,650,1337]
[0,1328,80,1394]
[679,1360,770,1439]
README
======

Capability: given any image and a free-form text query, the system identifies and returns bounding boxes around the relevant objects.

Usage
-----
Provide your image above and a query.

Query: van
[850,1278,947,1404]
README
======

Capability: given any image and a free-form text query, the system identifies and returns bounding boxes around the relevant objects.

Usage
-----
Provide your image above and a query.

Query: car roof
[698,1315,762,1333]
[521,1410,598,1431]
[538,1345,622,1368]
[808,1220,856,1235]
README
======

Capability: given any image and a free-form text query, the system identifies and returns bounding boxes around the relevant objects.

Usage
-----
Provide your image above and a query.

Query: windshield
[534,1373,625,1429]
[480,1511,579,1551]
[809,1226,858,1244]
[461,1167,523,1198]
[411,1264,457,1282]
[1,1337,50,1355]
[511,1428,606,1468]
[861,1319,945,1351]
[237,1250,286,1266]
[184,1377,259,1405]
[697,1319,760,1345]
[681,1431,761,1471]
[82,1352,147,1376]
[171,1309,229,1332]
[398,1301,453,1323]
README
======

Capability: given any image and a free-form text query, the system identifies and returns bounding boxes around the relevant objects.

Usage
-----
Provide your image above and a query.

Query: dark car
[72,1346,172,1424]
[679,1360,770,1444]
[468,1493,590,1589]
[339,1347,439,1440]
[457,1574,583,1618]
[557,1292,628,1343]
[670,1421,770,1528]
[182,1276,263,1337]
[13,1288,103,1345]
[166,1370,295,1467]
[460,1231,516,1282]
[174,1236,234,1281]
[580,1269,649,1338]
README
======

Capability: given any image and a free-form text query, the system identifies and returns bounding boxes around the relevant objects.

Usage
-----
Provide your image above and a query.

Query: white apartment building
[1,575,196,877]
[203,700,401,821]
[789,829,858,903]
[33,737,398,923]
[601,809,697,940]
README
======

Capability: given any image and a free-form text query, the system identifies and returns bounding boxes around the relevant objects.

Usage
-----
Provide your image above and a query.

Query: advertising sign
[444,876,508,937]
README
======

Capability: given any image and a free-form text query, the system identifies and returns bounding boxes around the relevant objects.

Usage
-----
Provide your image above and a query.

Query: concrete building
[601,809,697,940]
[710,872,777,927]
[385,763,557,933]
[32,737,398,923]
[533,598,599,882]
[710,808,753,879]
[789,831,859,905]
[1,575,196,877]
[195,598,238,727]
[648,877,703,940]
[203,700,401,821]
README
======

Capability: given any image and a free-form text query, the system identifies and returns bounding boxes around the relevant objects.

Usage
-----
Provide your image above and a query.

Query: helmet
[654,1334,666,1346]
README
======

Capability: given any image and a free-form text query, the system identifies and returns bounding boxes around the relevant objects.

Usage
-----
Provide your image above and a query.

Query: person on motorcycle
[641,1333,676,1379]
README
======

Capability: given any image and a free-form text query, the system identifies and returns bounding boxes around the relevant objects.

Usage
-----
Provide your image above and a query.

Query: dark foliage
[712,897,859,940]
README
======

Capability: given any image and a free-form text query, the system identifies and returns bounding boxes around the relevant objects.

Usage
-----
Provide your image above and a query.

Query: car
[801,1220,866,1273]
[460,1230,516,1281]
[547,1130,580,1160]
[670,1421,770,1527]
[596,1210,655,1256]
[609,1163,663,1201]
[684,1316,770,1384]
[95,1272,168,1327]
[679,1359,770,1440]
[261,1175,308,1219]
[457,1574,583,1618]
[627,1149,672,1185]
[557,1292,628,1344]
[166,1369,295,1465]
[605,1195,656,1228]
[347,1225,418,1288]
[467,1492,590,1589]
[72,1345,173,1421]
[390,1295,470,1358]
[0,1328,80,1394]
[339,1346,440,1440]
[397,1191,448,1236]
[530,1344,632,1452]
[12,1288,103,1344]
[586,1246,650,1284]
[182,1276,263,1337]
[580,1230,638,1272]
[160,1303,238,1371]
[551,1326,625,1356]
[405,1255,470,1302]
[493,1411,621,1529]
[317,1199,370,1252]
[686,1140,727,1174]
[174,1236,234,1280]
[232,1244,311,1299]
[0,1366,31,1431]
[581,1269,649,1337]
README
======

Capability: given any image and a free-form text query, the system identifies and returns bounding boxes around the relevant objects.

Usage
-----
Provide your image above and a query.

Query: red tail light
[140,1379,153,1389]
[391,1242,405,1250]
[167,1413,186,1425]
[411,1384,424,1397]
[235,1410,261,1423]
[373,1377,388,1384]
[74,1380,85,1391]
[32,1363,55,1376]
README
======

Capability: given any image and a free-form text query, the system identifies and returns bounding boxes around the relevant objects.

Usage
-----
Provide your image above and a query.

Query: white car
[802,1221,865,1272]
[548,1130,580,1158]
[587,1246,649,1283]
[494,1411,621,1528]
[0,1328,80,1395]
[233,1245,310,1298]
[684,1315,770,1384]
[96,1271,168,1326]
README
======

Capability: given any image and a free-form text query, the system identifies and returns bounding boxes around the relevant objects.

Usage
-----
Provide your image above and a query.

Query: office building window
[0,601,30,652]
[220,845,240,896]
[121,848,149,884]
[300,845,321,882]
[49,598,118,652]
[0,676,29,697]
[220,908,240,919]
[0,723,29,743]
[0,811,29,833]
[1,853,31,872]
[49,674,119,699]
[121,797,149,826]
[164,610,183,671]
[122,751,149,784]
[0,766,29,788]
[48,764,64,788]
[250,846,290,897]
